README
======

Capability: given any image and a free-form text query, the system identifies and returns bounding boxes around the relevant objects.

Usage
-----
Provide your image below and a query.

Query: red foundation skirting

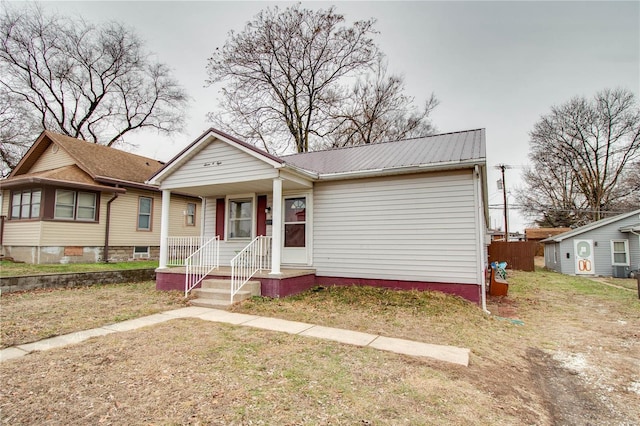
[156,271,481,304]
[315,276,481,304]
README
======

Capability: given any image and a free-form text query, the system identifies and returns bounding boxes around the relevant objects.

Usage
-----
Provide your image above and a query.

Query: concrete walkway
[0,306,470,366]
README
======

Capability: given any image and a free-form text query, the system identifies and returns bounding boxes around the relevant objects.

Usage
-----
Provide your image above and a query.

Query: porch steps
[190,279,261,309]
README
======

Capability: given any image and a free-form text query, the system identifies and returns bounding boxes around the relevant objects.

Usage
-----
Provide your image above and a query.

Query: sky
[30,1,640,232]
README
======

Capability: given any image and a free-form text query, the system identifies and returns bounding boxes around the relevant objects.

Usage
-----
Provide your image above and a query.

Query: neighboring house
[525,227,572,256]
[148,128,490,306]
[542,209,640,278]
[0,131,201,264]
[490,230,525,242]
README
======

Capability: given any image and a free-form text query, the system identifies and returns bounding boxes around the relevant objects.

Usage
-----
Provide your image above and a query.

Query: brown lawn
[1,270,639,425]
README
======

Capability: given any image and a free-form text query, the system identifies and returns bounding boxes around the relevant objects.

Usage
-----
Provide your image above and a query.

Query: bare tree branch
[517,88,640,226]
[206,4,434,154]
[0,4,188,172]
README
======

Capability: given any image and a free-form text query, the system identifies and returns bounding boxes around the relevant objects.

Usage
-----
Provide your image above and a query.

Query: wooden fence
[488,241,538,272]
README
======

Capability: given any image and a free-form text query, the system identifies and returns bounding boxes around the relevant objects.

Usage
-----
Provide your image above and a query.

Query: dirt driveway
[1,271,639,424]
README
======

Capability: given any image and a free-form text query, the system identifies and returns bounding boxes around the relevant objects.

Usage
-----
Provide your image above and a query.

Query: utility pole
[496,164,509,242]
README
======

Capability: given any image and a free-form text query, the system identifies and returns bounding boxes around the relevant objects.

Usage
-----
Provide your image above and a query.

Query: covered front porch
[147,129,319,301]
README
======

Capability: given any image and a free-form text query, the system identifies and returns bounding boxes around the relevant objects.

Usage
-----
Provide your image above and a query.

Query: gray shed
[542,209,640,278]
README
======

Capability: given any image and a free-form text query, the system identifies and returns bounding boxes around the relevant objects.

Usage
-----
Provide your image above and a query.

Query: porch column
[270,177,283,275]
[159,189,171,269]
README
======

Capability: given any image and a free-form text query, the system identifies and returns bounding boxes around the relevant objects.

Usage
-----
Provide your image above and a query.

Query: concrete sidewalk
[0,306,470,366]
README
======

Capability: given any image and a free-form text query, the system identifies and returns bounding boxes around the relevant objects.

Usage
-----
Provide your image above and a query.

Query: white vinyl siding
[312,170,479,284]
[29,144,74,173]
[203,196,217,238]
[161,140,278,189]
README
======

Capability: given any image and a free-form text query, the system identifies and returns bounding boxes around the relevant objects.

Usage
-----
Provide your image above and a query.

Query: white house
[542,209,640,278]
[148,128,490,307]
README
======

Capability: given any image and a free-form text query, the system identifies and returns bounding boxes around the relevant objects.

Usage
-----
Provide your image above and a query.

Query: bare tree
[329,59,438,147]
[0,87,39,177]
[517,149,590,228]
[0,4,188,172]
[207,4,437,154]
[520,88,640,226]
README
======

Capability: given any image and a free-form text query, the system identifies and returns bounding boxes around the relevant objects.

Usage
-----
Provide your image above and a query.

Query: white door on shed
[574,239,595,275]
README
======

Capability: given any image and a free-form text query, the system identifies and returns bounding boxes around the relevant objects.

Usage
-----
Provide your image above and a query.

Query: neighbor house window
[611,240,629,266]
[137,196,153,231]
[11,189,41,219]
[186,203,196,226]
[133,246,150,258]
[228,198,252,239]
[54,189,96,221]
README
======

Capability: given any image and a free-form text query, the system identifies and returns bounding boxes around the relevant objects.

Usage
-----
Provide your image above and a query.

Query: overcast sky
[36,1,640,232]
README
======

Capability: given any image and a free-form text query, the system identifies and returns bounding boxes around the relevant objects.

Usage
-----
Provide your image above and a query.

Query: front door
[282,195,309,264]
[574,239,595,275]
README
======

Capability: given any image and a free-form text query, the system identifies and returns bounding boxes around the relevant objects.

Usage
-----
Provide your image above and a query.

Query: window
[186,203,196,226]
[228,198,253,239]
[611,240,629,266]
[133,246,150,258]
[11,189,41,219]
[138,197,153,231]
[54,190,97,221]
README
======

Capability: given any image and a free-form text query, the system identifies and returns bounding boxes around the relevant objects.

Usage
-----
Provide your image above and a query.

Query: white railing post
[230,236,272,303]
[184,236,220,296]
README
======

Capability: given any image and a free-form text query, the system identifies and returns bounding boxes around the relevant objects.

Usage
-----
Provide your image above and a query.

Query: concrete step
[192,288,254,302]
[201,279,261,295]
[189,298,234,309]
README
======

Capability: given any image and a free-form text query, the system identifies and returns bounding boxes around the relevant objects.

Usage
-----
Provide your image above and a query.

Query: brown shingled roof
[43,132,165,184]
[525,227,572,240]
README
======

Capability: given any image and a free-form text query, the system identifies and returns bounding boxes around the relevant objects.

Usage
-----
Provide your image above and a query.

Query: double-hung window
[611,240,629,266]
[228,197,253,239]
[186,203,196,226]
[11,189,41,219]
[54,190,96,221]
[138,197,153,231]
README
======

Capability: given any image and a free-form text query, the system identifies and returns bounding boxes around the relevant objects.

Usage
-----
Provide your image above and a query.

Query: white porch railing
[185,236,220,296]
[230,236,272,303]
[167,236,206,266]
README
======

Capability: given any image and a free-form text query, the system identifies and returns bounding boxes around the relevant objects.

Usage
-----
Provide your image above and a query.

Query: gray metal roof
[282,129,486,176]
[542,208,640,243]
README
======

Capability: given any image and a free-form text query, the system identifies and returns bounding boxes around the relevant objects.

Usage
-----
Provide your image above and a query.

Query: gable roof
[283,129,486,176]
[148,128,285,185]
[8,131,164,188]
[149,128,486,185]
[542,209,640,243]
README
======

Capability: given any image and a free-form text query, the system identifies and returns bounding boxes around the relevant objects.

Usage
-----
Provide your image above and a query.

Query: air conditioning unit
[612,265,629,278]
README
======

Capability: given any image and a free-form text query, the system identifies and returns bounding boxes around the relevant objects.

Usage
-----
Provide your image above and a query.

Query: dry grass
[0,281,187,348]
[1,270,639,425]
[598,276,639,291]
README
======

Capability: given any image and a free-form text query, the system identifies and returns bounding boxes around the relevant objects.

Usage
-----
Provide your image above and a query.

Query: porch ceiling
[169,178,311,198]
